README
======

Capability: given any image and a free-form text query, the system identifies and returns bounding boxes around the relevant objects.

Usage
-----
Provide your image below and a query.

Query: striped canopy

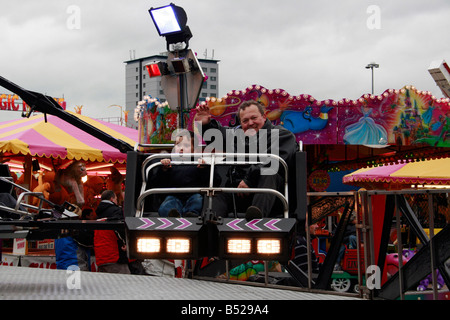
[0,112,138,163]
[343,158,450,188]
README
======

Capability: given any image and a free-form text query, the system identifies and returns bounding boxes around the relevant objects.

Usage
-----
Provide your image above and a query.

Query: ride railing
[305,189,450,300]
[0,176,79,221]
[305,191,361,295]
[359,188,450,300]
[136,152,290,219]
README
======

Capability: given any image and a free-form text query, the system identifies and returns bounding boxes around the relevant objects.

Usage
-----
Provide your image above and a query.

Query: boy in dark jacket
[155,130,210,217]
[94,190,130,274]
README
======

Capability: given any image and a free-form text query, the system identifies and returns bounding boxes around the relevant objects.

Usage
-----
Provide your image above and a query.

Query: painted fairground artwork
[337,86,450,147]
[134,96,178,145]
[135,85,450,147]
[187,85,337,144]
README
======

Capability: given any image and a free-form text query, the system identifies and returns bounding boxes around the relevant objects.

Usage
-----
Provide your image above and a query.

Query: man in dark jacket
[94,190,130,273]
[195,100,298,218]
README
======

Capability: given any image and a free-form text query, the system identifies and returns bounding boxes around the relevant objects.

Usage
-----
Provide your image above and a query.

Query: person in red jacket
[94,190,130,274]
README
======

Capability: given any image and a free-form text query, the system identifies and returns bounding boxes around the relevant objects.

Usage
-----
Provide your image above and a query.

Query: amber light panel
[167,238,191,253]
[137,238,161,253]
[257,239,281,254]
[227,239,251,254]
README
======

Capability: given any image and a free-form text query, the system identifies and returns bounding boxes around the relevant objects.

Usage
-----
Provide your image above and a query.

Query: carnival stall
[0,111,137,203]
[343,157,450,190]
[0,111,138,267]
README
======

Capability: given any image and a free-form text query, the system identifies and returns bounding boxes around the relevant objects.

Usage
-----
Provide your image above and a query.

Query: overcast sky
[1,0,449,122]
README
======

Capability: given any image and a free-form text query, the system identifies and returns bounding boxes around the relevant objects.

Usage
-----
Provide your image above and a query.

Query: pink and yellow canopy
[0,112,138,163]
[343,158,450,189]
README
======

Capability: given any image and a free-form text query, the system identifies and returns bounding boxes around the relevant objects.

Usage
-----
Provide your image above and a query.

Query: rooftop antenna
[129,50,136,60]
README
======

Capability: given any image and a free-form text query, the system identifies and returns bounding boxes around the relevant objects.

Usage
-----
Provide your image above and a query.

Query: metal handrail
[136,186,289,218]
[138,152,289,218]
[0,177,49,218]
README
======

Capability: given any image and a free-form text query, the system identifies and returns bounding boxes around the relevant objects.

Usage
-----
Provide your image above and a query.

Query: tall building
[124,53,220,128]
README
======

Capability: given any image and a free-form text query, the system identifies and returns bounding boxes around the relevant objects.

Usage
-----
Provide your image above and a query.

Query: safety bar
[138,152,289,218]
[0,177,75,220]
[141,152,288,190]
[136,187,289,218]
[0,177,49,218]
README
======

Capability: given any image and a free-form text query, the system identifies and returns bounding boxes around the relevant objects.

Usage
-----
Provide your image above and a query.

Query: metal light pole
[366,62,379,94]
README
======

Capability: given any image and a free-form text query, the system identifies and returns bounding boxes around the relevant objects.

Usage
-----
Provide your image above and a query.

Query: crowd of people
[55,189,146,275]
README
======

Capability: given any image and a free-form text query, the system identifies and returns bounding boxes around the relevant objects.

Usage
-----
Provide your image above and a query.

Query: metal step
[0,266,359,300]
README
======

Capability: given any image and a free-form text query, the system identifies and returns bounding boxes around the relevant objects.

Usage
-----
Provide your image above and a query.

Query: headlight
[257,239,281,254]
[227,239,251,254]
[166,238,191,253]
[137,237,161,253]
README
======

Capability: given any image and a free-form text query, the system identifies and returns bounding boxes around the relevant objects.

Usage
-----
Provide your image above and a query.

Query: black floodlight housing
[217,218,297,262]
[149,3,192,52]
[126,216,203,260]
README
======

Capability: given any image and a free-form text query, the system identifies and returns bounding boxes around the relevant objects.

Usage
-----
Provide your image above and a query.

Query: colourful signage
[0,93,66,112]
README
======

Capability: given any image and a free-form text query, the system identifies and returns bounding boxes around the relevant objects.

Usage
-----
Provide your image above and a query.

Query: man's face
[239,104,266,134]
[111,194,118,204]
[173,135,193,154]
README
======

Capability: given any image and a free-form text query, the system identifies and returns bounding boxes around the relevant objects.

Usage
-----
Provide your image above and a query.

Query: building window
[210,68,217,73]
[202,82,207,88]
[210,76,217,81]
[211,85,217,90]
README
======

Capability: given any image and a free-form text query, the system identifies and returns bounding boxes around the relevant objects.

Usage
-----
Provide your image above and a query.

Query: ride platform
[0,265,359,301]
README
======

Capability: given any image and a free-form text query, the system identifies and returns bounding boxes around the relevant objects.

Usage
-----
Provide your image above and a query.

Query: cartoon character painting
[343,106,388,145]
[280,105,333,134]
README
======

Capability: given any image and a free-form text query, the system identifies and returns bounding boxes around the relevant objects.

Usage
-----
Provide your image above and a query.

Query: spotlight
[257,239,281,254]
[137,237,161,253]
[149,3,192,52]
[167,238,191,253]
[227,239,252,254]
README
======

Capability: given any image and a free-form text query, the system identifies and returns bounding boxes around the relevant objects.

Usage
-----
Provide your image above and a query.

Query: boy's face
[173,135,193,154]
